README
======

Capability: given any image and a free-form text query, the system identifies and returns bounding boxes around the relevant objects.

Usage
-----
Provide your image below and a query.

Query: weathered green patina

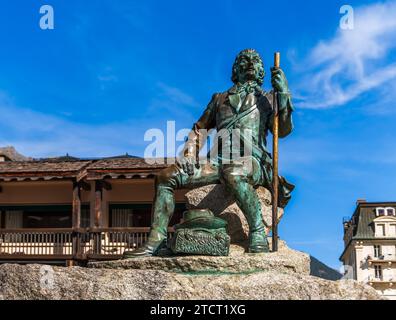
[123,48,294,258]
[169,209,230,256]
[170,228,230,256]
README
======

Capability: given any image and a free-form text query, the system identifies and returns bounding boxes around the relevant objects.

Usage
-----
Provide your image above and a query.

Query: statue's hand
[177,155,196,176]
[271,67,289,93]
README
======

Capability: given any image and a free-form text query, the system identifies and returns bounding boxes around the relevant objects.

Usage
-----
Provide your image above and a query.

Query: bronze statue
[124,48,294,257]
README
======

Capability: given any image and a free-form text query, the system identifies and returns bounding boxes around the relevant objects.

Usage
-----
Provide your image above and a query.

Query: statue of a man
[125,48,294,257]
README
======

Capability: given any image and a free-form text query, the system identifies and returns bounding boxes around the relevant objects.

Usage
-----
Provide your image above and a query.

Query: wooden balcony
[0,227,174,263]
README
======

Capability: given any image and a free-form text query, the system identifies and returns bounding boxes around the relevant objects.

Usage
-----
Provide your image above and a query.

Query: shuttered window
[111,208,134,227]
[5,210,23,229]
[109,203,186,228]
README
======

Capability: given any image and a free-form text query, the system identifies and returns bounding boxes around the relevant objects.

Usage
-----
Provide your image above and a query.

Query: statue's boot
[244,203,269,253]
[223,172,269,253]
[123,179,176,258]
[123,230,166,258]
[248,226,269,253]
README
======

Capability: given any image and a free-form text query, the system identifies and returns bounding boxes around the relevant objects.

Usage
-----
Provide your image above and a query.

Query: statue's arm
[271,91,294,138]
[267,67,294,138]
[178,94,218,174]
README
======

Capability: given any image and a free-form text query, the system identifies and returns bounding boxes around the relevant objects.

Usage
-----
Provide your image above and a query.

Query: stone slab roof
[0,158,170,182]
[85,158,169,180]
[0,160,92,182]
[86,158,166,170]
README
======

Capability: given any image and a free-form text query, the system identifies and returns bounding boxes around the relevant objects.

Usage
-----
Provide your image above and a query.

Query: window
[111,208,134,227]
[374,265,383,279]
[374,245,382,258]
[376,224,386,237]
[376,208,386,216]
[386,207,396,216]
[0,205,79,229]
[389,224,396,236]
[81,207,90,228]
[5,210,23,229]
[109,203,186,228]
[23,211,71,228]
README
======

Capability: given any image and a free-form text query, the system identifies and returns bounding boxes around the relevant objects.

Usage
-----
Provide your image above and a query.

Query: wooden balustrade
[0,227,174,262]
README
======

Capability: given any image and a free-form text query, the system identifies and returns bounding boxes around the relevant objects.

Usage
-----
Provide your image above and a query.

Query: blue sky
[1,0,396,268]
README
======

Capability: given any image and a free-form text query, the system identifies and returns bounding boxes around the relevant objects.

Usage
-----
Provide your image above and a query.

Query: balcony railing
[366,254,396,266]
[0,227,174,262]
[367,275,396,286]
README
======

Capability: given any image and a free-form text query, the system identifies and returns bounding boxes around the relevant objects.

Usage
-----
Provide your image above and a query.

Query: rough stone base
[185,184,283,243]
[89,241,309,275]
[0,265,382,300]
[0,243,382,300]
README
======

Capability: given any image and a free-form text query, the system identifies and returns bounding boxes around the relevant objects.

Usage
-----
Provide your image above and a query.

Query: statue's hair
[231,48,265,85]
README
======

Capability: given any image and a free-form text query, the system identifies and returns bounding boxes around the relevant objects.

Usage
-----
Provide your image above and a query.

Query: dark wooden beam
[93,180,111,228]
[72,182,81,229]
[94,181,102,228]
[97,180,112,191]
[78,180,91,191]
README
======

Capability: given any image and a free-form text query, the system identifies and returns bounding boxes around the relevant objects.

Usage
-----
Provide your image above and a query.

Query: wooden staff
[272,52,280,252]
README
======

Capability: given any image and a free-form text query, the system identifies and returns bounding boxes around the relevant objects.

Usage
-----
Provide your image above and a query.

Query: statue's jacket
[184,84,295,207]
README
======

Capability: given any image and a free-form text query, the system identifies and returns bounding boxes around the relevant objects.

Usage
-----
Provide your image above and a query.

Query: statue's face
[236,52,263,84]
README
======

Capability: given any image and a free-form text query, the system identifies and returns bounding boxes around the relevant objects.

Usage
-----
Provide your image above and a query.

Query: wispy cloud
[147,82,201,122]
[156,82,200,109]
[294,1,396,109]
[0,91,151,158]
[97,67,119,91]
[0,82,200,159]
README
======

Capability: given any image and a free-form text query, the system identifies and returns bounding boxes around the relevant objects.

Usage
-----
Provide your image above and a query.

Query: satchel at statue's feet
[123,239,166,258]
[248,231,270,253]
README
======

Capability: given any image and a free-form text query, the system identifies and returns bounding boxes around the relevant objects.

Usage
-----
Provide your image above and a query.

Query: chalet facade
[0,156,186,265]
[340,200,396,300]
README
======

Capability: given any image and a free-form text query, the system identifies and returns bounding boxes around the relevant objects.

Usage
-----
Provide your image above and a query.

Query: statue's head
[231,49,265,86]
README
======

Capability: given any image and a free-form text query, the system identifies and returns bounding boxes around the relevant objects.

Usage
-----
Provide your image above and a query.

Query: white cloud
[294,1,396,109]
[156,82,200,109]
[146,82,201,123]
[0,92,150,158]
[0,82,200,159]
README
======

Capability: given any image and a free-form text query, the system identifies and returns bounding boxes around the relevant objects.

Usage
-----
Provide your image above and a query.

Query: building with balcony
[340,200,396,300]
[0,155,187,265]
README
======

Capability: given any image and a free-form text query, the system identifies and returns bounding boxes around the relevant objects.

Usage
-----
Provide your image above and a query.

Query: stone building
[340,200,396,299]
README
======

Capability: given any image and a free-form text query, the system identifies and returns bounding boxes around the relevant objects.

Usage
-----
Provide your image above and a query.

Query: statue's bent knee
[221,169,248,189]
[155,164,180,189]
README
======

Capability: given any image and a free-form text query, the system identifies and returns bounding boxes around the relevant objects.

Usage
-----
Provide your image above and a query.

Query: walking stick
[272,52,280,252]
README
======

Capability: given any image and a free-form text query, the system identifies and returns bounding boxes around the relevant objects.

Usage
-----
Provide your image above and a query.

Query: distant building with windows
[340,200,396,300]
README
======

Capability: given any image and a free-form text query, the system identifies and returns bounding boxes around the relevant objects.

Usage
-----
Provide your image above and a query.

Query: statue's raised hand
[271,67,289,93]
[177,155,196,176]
